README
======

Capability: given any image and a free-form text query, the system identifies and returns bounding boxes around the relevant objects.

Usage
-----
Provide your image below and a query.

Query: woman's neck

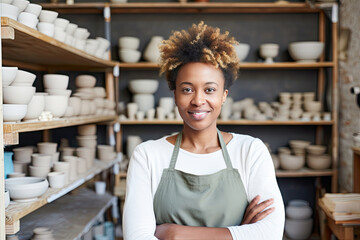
[181,125,220,154]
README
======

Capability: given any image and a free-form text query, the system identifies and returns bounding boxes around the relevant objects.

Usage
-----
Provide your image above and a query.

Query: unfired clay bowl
[307,154,331,170]
[47,171,66,188]
[118,36,140,50]
[3,104,27,122]
[37,142,57,154]
[13,146,33,162]
[128,79,159,94]
[77,135,97,148]
[23,93,45,121]
[44,95,69,117]
[29,165,51,178]
[43,74,69,90]
[77,124,97,136]
[75,75,96,88]
[279,153,305,170]
[2,66,18,87]
[306,145,326,155]
[285,218,313,240]
[31,153,52,167]
[3,86,35,104]
[25,3,42,16]
[233,43,250,62]
[289,140,311,149]
[5,177,49,202]
[39,10,58,23]
[0,3,19,20]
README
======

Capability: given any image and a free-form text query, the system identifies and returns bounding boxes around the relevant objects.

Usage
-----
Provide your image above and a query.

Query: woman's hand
[155,223,176,240]
[241,195,275,225]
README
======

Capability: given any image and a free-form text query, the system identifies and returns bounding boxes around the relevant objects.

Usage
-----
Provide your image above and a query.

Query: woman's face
[174,62,228,132]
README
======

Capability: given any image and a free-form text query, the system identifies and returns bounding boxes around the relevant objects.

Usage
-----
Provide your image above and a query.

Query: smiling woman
[123,22,285,240]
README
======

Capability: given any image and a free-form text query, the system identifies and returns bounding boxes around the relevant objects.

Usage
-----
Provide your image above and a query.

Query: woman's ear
[222,89,229,105]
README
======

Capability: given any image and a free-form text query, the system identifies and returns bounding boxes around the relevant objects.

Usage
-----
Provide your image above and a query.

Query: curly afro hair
[159,21,240,90]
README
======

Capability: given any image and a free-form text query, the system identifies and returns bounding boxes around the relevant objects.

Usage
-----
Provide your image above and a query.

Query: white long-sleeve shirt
[123,133,285,240]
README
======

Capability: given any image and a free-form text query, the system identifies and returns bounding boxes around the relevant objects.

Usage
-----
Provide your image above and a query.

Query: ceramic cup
[47,172,66,188]
[95,181,106,195]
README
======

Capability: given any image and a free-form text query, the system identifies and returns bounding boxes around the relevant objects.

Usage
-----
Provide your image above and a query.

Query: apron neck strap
[169,129,233,170]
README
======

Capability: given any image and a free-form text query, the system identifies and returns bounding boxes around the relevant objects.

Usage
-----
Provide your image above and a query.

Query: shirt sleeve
[122,144,159,240]
[227,139,285,240]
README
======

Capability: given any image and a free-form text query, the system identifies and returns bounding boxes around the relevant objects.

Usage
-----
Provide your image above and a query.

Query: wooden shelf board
[353,146,360,156]
[118,119,334,125]
[5,157,121,225]
[3,115,116,134]
[276,168,335,177]
[1,17,118,71]
[41,2,321,14]
[119,62,334,70]
[16,188,114,240]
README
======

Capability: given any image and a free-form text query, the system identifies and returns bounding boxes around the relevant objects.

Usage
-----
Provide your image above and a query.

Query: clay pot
[143,36,163,63]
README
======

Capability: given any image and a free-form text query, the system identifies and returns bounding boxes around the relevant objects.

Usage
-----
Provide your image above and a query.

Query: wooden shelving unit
[3,115,117,145]
[118,61,335,70]
[41,2,322,14]
[16,188,114,240]
[1,17,118,71]
[276,168,335,178]
[118,119,334,126]
[5,157,121,226]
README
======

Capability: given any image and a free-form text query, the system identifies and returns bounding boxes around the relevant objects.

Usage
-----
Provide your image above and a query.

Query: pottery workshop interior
[1,0,360,239]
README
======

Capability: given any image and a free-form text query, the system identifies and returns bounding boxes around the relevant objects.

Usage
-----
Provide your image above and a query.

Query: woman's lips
[188,111,209,120]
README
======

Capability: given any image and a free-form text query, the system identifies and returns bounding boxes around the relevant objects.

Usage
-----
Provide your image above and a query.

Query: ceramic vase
[143,36,163,63]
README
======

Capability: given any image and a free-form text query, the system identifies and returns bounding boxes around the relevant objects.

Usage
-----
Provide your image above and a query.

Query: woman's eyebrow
[179,82,219,86]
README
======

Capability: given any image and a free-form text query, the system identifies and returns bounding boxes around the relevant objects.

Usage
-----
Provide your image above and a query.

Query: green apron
[153,129,248,228]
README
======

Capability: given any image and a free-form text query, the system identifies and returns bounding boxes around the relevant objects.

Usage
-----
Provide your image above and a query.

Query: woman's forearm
[155,224,232,240]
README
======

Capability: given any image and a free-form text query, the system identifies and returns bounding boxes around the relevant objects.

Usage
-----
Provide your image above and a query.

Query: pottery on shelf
[143,36,164,63]
[260,43,279,64]
[288,41,324,63]
[5,177,49,202]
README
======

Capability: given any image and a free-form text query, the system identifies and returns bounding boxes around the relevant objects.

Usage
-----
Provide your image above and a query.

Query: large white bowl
[3,104,27,122]
[288,41,324,63]
[233,43,250,62]
[118,36,140,50]
[128,79,159,94]
[43,74,69,90]
[75,75,96,88]
[11,69,36,86]
[44,95,69,117]
[285,218,313,240]
[2,67,18,87]
[0,3,19,20]
[3,86,35,104]
[307,154,331,170]
[5,177,49,202]
[39,10,58,23]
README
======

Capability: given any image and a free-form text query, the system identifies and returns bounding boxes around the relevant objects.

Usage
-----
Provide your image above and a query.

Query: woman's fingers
[242,197,274,225]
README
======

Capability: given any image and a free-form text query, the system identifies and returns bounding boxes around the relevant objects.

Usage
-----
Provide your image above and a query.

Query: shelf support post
[1,26,14,40]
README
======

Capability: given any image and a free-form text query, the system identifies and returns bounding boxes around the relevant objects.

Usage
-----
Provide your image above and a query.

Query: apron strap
[169,132,182,170]
[217,129,233,169]
[169,130,234,170]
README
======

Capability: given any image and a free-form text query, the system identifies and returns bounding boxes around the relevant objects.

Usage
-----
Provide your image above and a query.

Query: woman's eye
[205,88,216,93]
[182,88,192,93]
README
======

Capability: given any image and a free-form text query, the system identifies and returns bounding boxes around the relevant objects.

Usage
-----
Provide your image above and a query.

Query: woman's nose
[191,91,206,106]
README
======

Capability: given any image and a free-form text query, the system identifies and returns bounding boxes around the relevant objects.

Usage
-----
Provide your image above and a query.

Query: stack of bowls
[277,140,310,171]
[37,142,59,164]
[118,36,141,63]
[53,17,69,43]
[94,37,111,59]
[306,145,331,169]
[3,68,36,122]
[76,124,97,168]
[29,153,52,178]
[43,74,70,118]
[289,140,311,157]
[12,146,34,175]
[37,10,58,37]
[128,79,159,117]
[285,200,313,240]
[53,161,70,184]
[97,145,116,162]
[5,177,49,202]
[11,0,29,16]
[15,0,41,29]
[32,227,55,240]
